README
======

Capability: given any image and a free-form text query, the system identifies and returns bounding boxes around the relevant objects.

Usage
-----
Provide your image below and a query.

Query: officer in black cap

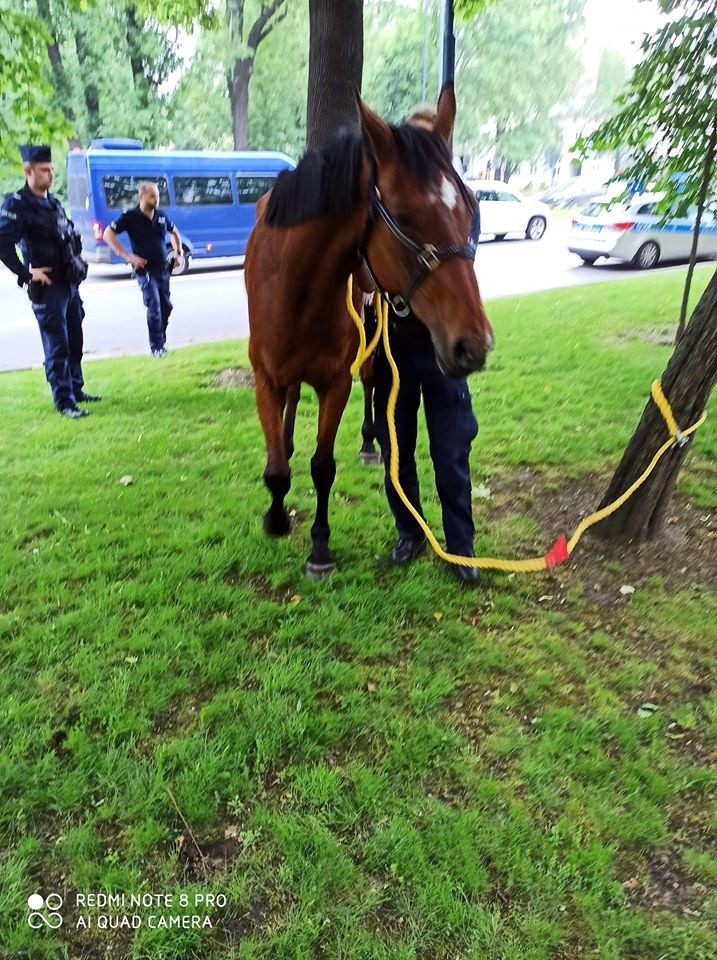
[0,145,100,418]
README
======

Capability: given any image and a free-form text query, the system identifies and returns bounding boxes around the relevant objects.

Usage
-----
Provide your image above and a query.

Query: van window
[103,175,169,209]
[496,191,519,203]
[476,189,498,202]
[636,202,658,215]
[68,170,89,210]
[236,175,276,204]
[174,176,233,206]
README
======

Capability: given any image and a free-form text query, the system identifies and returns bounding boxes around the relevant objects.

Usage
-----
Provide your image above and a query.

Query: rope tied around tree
[346,279,708,573]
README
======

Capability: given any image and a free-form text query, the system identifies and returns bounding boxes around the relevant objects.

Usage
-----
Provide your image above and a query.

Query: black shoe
[390,535,428,566]
[453,564,481,587]
[76,391,102,403]
[58,406,89,419]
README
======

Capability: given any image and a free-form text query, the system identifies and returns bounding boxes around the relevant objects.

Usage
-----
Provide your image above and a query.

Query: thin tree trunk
[35,0,80,144]
[307,0,363,148]
[597,267,717,541]
[675,120,717,342]
[230,57,252,149]
[226,1,286,151]
[73,22,101,139]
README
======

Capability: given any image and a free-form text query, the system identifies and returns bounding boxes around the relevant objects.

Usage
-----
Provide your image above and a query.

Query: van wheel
[494,233,507,241]
[632,241,660,269]
[175,247,191,276]
[526,216,546,240]
[580,256,597,266]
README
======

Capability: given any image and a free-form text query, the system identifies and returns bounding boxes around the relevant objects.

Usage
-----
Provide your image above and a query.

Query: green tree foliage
[454,0,586,178]
[170,0,307,156]
[580,0,717,337]
[362,0,439,124]
[580,0,716,214]
[0,4,70,177]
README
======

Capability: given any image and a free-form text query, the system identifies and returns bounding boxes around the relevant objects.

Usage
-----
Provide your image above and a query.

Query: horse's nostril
[452,337,486,375]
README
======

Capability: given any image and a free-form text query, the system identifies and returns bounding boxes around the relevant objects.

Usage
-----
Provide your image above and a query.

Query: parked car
[465,179,549,240]
[568,193,717,268]
[540,179,605,209]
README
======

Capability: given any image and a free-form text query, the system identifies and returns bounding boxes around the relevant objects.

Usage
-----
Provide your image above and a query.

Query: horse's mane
[264,120,471,229]
[265,130,366,228]
[391,121,474,206]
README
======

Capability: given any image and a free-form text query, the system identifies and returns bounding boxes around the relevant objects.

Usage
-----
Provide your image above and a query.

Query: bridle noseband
[360,184,481,317]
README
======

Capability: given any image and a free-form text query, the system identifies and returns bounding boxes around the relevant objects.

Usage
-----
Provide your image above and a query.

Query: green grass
[1,267,716,960]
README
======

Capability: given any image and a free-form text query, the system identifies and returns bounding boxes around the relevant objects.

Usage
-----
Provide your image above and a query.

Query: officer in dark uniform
[103,182,183,358]
[372,305,480,586]
[0,145,99,419]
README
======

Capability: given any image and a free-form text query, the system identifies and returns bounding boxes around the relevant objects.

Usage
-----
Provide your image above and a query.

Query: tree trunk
[230,56,252,149]
[307,0,363,148]
[596,267,717,541]
[35,0,79,138]
[675,120,717,342]
[73,21,101,139]
[225,1,287,151]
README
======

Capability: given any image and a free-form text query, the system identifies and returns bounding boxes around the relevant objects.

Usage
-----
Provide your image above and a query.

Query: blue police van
[66,138,294,272]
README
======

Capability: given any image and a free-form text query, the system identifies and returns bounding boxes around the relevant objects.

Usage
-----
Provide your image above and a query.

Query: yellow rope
[346,283,708,573]
[347,276,383,376]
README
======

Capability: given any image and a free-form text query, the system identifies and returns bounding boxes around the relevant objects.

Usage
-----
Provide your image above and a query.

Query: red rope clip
[544,535,570,569]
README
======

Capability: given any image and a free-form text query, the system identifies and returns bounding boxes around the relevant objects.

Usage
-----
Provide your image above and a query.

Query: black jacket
[0,186,72,285]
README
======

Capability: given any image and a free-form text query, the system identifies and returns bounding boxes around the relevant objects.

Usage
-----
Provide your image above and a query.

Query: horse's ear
[435,82,456,143]
[357,95,395,163]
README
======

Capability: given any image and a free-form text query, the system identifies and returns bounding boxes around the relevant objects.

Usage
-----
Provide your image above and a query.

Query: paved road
[0,220,696,373]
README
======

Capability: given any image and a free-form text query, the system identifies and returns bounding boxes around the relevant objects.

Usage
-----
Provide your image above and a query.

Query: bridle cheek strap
[360,192,481,317]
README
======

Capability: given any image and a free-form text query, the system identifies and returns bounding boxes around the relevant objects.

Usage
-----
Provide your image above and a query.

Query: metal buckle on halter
[418,244,440,272]
[391,295,410,317]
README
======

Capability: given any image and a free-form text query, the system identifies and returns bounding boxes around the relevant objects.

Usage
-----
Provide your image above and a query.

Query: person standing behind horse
[372,108,482,587]
[0,145,99,419]
[103,182,183,358]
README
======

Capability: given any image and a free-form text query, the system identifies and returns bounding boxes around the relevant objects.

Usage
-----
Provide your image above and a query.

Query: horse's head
[358,84,494,378]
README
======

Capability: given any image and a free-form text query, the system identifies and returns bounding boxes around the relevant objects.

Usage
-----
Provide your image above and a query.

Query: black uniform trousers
[372,317,478,557]
[32,281,85,411]
[136,269,172,352]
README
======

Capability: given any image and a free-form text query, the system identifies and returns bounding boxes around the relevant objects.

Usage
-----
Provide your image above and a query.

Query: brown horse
[245,84,493,578]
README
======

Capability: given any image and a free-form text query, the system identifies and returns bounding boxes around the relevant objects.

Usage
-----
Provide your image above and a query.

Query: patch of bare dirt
[215,367,255,390]
[488,468,717,595]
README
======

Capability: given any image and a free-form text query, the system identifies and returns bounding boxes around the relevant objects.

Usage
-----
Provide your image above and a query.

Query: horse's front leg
[307,375,352,579]
[254,369,291,536]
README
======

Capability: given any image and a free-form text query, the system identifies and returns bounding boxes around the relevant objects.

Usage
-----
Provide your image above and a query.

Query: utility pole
[440,0,455,86]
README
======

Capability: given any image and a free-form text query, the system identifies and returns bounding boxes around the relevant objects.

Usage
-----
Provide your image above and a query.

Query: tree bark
[230,57,252,149]
[596,267,717,541]
[675,120,717,342]
[226,0,287,150]
[73,22,101,139]
[307,0,363,148]
[35,0,80,143]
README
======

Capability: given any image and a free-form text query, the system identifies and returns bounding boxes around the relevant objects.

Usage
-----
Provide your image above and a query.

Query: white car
[568,193,717,268]
[465,179,549,241]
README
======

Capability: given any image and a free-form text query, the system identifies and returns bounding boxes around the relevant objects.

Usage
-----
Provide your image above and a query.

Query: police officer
[0,145,99,419]
[371,102,481,587]
[372,305,480,586]
[103,182,183,358]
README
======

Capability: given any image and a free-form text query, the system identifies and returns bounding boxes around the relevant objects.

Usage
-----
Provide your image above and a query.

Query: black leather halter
[360,185,481,317]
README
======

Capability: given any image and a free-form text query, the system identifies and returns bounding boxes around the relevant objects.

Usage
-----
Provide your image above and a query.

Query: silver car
[568,193,717,268]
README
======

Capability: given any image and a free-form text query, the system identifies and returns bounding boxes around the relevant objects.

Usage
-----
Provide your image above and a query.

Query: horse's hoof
[305,559,337,580]
[263,510,291,537]
[359,449,383,466]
